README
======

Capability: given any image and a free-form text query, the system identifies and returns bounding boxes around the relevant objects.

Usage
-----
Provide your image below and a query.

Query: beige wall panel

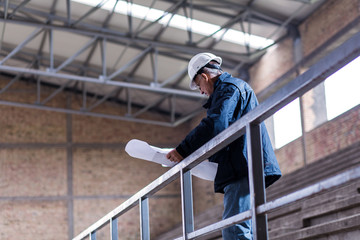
[0,200,68,240]
[300,0,360,57]
[0,148,67,197]
[0,106,67,143]
[73,148,180,196]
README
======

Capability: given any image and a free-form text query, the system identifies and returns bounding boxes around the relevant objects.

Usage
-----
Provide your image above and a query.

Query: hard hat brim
[188,55,222,90]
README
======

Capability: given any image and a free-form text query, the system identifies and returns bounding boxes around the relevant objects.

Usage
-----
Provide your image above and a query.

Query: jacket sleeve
[176,84,241,158]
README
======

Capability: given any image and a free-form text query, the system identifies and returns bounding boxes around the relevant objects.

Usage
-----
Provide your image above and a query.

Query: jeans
[222,177,252,240]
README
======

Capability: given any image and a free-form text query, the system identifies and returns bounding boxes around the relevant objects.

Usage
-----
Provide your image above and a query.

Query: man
[166,52,281,240]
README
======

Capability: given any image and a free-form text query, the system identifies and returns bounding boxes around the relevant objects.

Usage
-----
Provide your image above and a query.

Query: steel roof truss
[132,94,169,118]
[101,38,107,77]
[0,71,20,95]
[150,48,158,85]
[71,0,110,27]
[86,86,121,111]
[134,0,185,37]
[40,79,73,105]
[108,46,153,80]
[0,27,43,65]
[52,37,98,73]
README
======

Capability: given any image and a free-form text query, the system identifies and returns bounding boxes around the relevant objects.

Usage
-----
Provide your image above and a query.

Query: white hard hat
[188,52,222,90]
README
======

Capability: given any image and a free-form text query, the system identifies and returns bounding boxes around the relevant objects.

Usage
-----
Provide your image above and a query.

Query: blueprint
[125,139,218,181]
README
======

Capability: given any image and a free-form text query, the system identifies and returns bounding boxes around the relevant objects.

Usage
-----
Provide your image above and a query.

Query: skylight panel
[72,0,274,49]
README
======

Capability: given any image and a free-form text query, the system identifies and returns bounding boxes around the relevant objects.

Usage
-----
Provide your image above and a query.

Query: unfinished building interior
[0,0,359,239]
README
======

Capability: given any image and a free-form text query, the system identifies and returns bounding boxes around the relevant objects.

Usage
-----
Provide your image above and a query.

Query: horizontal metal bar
[181,166,360,240]
[183,210,252,240]
[107,46,152,80]
[0,27,43,65]
[258,165,360,215]
[54,37,98,72]
[0,65,206,99]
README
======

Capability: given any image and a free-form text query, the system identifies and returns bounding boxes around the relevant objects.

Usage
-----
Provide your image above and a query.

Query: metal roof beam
[52,37,98,73]
[195,10,247,46]
[134,0,185,37]
[157,67,187,88]
[0,64,206,99]
[107,46,153,80]
[0,72,21,95]
[40,79,73,105]
[0,27,43,65]
[163,0,284,26]
[0,18,252,62]
[132,94,169,118]
[71,0,110,26]
[7,0,31,19]
[86,86,121,111]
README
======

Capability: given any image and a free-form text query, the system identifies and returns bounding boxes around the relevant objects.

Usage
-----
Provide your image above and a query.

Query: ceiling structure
[0,0,326,127]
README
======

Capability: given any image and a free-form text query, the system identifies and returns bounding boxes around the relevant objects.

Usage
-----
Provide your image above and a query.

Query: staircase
[155,142,360,240]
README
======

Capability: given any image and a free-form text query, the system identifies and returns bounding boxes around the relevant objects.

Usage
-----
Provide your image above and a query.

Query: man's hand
[166,149,184,163]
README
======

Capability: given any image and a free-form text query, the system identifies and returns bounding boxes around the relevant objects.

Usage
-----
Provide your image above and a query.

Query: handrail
[73,31,360,240]
[181,166,360,240]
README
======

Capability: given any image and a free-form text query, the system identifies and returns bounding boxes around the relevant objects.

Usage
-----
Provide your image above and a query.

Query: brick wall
[249,37,295,94]
[299,0,360,57]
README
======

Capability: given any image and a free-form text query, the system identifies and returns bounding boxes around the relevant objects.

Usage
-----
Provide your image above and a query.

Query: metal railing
[73,31,360,240]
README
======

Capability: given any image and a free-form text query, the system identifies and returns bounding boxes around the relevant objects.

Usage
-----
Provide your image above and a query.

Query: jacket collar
[214,72,231,89]
[203,72,231,109]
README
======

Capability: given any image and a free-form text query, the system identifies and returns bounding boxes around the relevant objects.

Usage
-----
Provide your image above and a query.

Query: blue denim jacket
[176,72,281,193]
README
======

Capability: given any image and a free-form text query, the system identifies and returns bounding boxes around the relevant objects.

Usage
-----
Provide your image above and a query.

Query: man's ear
[201,73,209,82]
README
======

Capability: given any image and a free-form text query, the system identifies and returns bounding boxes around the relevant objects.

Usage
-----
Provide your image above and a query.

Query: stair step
[271,214,360,240]
[302,195,360,224]
[267,141,360,201]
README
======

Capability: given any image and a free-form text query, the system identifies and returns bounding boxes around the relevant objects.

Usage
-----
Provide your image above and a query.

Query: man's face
[194,73,214,96]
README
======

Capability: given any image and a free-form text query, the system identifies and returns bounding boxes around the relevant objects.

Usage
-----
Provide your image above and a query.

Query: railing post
[140,197,150,240]
[90,231,96,240]
[180,169,194,239]
[110,218,118,240]
[246,123,268,240]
